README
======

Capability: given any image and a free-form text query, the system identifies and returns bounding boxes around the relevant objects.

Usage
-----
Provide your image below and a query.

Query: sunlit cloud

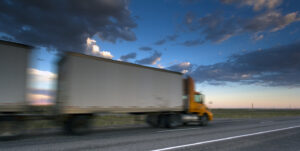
[86,37,96,46]
[179,62,191,67]
[28,68,57,83]
[27,93,54,105]
[182,69,189,74]
[157,64,164,69]
[221,0,283,11]
[85,37,114,59]
[167,61,193,74]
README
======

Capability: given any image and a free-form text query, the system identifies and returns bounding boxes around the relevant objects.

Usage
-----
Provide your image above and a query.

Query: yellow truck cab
[184,76,213,125]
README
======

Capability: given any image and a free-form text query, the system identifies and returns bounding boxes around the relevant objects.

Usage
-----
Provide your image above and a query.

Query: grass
[13,109,300,131]
[93,114,145,127]
[212,109,300,118]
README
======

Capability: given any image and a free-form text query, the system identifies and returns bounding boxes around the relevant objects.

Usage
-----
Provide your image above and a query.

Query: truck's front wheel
[199,114,208,126]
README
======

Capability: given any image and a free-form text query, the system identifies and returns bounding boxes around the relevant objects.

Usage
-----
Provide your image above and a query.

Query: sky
[0,0,300,108]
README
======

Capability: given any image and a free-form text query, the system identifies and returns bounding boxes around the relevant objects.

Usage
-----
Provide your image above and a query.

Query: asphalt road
[1,117,300,151]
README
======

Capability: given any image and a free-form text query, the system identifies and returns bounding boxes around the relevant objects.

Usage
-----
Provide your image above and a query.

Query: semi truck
[0,40,213,137]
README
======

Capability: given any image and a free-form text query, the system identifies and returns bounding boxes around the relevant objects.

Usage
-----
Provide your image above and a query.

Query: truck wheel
[0,116,24,140]
[158,114,168,128]
[199,114,208,126]
[146,114,159,128]
[64,115,92,135]
[165,114,181,128]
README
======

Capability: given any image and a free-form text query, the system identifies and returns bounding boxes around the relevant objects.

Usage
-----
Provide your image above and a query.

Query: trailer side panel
[0,42,29,112]
[58,54,183,114]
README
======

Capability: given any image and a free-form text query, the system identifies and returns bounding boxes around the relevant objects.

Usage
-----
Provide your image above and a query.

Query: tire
[158,114,168,128]
[64,115,92,135]
[146,114,159,128]
[165,114,181,128]
[0,116,24,140]
[199,114,208,126]
[147,114,182,128]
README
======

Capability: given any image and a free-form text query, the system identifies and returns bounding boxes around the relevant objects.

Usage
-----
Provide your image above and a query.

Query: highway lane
[1,117,300,151]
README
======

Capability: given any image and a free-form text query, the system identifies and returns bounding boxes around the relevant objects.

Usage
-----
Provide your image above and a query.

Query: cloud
[154,39,167,45]
[28,68,57,90]
[0,0,137,52]
[244,11,300,32]
[191,41,300,87]
[85,37,114,59]
[157,64,164,69]
[167,62,194,74]
[180,39,205,46]
[27,93,54,105]
[136,51,162,65]
[197,13,239,43]
[187,11,300,43]
[120,52,137,61]
[28,68,57,82]
[154,34,179,45]
[185,12,195,24]
[167,34,179,41]
[252,33,264,41]
[139,46,153,51]
[220,0,283,11]
[26,88,56,105]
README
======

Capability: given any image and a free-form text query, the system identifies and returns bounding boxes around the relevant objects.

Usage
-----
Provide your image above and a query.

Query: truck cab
[184,76,213,124]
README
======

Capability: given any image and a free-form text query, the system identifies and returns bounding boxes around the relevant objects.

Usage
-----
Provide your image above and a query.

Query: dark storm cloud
[120,52,136,61]
[191,41,300,87]
[0,0,137,51]
[180,39,204,47]
[135,51,162,65]
[139,46,152,51]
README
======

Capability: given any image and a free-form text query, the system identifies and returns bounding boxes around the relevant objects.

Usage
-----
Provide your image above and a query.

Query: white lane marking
[151,125,300,151]
[157,127,201,133]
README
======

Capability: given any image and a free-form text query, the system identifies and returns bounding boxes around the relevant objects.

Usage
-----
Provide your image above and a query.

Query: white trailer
[0,40,31,113]
[57,52,183,114]
[0,40,31,138]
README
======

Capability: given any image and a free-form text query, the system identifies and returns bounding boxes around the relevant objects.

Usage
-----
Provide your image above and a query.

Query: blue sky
[1,0,300,108]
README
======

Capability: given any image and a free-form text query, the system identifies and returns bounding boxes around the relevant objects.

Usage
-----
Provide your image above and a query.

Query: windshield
[194,94,204,103]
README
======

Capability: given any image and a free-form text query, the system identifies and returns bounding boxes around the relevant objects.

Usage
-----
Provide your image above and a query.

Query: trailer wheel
[146,114,159,128]
[165,114,181,128]
[64,115,93,135]
[158,114,168,128]
[199,114,208,126]
[0,116,24,140]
